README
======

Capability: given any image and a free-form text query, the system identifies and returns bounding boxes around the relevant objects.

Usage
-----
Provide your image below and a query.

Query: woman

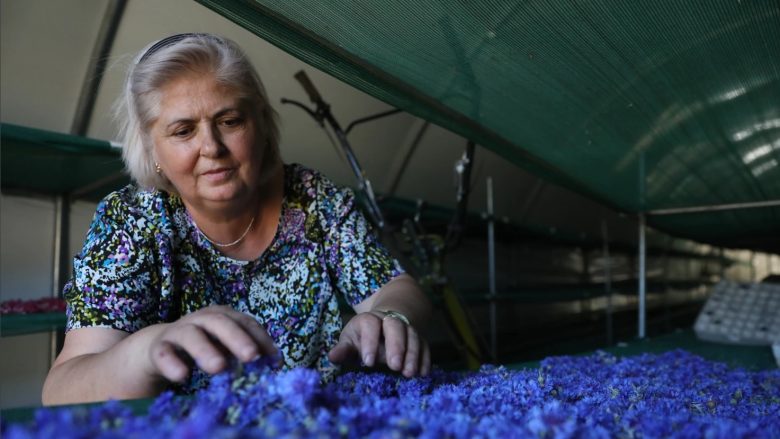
[42,33,432,405]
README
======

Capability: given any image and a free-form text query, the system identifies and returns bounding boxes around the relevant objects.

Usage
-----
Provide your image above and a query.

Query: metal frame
[648,199,780,215]
[70,0,127,136]
[49,195,70,364]
[634,199,780,339]
[638,214,646,338]
[45,0,127,364]
[385,119,430,197]
[282,70,386,229]
[601,221,613,346]
[486,177,497,361]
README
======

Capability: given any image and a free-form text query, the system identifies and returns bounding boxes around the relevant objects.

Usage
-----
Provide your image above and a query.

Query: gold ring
[380,310,410,326]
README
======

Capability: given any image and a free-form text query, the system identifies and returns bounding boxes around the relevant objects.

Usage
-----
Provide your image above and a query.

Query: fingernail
[208,357,224,371]
[391,355,402,370]
[363,353,374,366]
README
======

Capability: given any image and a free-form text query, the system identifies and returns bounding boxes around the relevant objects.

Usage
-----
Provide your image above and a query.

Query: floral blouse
[64,163,404,387]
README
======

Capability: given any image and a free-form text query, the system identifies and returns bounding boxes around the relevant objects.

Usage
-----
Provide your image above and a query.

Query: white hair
[115,33,280,192]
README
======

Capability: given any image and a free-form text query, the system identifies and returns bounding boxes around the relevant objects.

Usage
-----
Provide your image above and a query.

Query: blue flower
[5,350,780,437]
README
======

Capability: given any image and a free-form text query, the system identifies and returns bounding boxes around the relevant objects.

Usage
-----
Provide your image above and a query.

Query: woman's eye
[221,118,243,128]
[172,127,192,137]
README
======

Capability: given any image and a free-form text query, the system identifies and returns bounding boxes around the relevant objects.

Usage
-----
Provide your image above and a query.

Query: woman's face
[150,73,265,211]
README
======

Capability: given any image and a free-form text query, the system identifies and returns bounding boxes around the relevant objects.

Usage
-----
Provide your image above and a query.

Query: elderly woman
[42,33,432,405]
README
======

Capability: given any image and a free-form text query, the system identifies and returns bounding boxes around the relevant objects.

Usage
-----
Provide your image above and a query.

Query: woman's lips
[201,167,235,181]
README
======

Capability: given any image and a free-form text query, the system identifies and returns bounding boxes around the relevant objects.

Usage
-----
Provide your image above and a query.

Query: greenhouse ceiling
[195,0,780,252]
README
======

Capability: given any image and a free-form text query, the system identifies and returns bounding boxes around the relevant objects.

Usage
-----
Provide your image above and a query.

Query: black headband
[138,33,207,63]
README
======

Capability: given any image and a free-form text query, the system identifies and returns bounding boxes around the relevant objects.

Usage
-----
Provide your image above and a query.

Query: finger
[150,340,190,383]
[195,307,278,360]
[328,339,360,365]
[357,314,383,367]
[233,312,279,359]
[196,312,265,362]
[420,339,431,376]
[402,327,420,377]
[328,319,361,365]
[382,317,407,372]
[167,323,228,374]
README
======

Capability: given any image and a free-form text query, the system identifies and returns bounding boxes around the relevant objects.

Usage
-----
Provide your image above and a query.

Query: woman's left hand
[328,311,431,377]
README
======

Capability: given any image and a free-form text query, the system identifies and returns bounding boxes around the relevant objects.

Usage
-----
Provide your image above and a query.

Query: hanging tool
[282,70,385,230]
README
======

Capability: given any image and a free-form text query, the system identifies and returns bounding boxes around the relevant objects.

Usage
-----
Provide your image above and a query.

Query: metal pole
[581,247,591,313]
[50,195,70,365]
[662,237,671,332]
[486,177,497,361]
[70,0,127,136]
[750,251,756,282]
[385,120,429,196]
[517,179,544,226]
[601,221,613,346]
[331,128,384,229]
[51,197,64,299]
[291,70,386,230]
[63,0,125,364]
[647,199,780,215]
[638,214,646,339]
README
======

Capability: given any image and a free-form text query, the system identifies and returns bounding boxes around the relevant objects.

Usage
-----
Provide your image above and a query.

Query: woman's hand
[328,311,431,377]
[44,305,278,405]
[147,305,278,383]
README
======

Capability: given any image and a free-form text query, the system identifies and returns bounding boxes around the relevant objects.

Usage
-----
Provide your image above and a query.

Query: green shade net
[196,0,780,252]
[1,123,129,200]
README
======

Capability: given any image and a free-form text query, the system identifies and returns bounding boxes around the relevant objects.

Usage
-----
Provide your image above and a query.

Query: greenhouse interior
[1,0,779,437]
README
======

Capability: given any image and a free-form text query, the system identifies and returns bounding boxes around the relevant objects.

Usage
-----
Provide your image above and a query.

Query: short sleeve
[65,190,162,333]
[323,186,404,306]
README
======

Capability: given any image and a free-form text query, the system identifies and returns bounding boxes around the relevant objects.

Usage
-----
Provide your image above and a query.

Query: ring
[379,310,411,326]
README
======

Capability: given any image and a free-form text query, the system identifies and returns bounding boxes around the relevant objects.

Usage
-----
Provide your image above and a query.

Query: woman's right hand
[146,305,278,383]
[44,305,278,405]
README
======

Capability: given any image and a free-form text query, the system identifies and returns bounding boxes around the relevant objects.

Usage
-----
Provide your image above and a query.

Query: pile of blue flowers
[3,350,779,438]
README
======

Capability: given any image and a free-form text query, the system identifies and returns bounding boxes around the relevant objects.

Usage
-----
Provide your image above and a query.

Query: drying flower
[2,350,779,438]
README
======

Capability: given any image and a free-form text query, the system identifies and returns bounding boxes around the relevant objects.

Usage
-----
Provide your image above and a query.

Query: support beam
[383,118,429,196]
[647,199,780,215]
[70,0,127,136]
[50,195,70,366]
[750,251,756,282]
[517,178,545,226]
[638,213,646,339]
[601,220,613,346]
[486,177,497,361]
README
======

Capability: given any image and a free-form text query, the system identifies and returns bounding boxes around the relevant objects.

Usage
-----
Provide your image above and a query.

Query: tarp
[195,0,780,252]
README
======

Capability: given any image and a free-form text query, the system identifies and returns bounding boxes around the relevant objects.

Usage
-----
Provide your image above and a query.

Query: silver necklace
[194,216,255,248]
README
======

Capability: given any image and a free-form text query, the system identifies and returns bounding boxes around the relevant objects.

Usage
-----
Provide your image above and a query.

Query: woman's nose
[199,124,226,157]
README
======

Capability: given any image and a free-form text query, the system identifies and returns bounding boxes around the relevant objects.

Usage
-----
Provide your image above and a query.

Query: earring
[155,162,162,174]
